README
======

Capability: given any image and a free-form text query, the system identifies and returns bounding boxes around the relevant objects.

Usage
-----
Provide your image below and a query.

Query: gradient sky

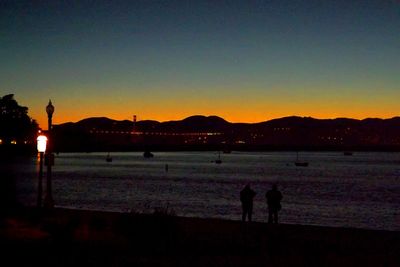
[1,0,400,128]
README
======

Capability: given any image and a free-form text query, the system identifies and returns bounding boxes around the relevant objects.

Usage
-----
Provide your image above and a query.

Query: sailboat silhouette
[143,149,154,158]
[106,152,112,162]
[215,151,222,164]
[294,151,308,167]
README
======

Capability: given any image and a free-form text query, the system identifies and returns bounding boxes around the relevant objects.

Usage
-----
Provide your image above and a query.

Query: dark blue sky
[1,0,399,126]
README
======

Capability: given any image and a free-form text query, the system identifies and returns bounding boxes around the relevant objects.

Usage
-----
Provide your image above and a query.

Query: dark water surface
[15,151,400,231]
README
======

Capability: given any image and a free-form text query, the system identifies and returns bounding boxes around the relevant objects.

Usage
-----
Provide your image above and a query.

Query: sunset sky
[1,0,400,128]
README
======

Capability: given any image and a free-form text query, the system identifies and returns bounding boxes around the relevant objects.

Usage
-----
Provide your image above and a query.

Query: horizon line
[53,114,400,126]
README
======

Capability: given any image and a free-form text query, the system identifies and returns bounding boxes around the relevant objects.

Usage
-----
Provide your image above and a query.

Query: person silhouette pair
[240,183,283,223]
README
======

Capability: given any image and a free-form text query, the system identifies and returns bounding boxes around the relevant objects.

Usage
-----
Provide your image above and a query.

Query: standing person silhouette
[240,183,256,222]
[266,184,283,224]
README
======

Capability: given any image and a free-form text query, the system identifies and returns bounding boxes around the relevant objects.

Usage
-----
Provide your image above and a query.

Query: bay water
[15,151,400,231]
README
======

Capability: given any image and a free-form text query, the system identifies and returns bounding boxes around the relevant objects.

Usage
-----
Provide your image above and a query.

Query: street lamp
[44,100,55,208]
[36,135,47,208]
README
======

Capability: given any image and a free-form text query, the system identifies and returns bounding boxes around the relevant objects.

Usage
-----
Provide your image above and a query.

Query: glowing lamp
[37,135,48,153]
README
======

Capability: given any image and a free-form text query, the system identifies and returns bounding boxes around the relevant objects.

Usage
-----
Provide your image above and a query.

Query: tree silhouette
[0,94,38,145]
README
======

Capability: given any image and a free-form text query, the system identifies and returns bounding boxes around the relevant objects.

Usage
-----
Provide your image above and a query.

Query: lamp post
[36,135,47,208]
[44,100,55,208]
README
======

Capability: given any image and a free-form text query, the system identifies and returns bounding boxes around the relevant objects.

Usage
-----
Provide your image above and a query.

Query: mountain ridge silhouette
[52,115,400,152]
[57,115,400,128]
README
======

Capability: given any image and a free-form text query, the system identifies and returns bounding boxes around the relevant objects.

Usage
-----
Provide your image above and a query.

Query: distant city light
[11,140,17,145]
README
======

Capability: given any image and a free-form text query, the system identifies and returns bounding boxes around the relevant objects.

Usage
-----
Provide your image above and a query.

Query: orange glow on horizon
[27,89,400,129]
[32,109,400,129]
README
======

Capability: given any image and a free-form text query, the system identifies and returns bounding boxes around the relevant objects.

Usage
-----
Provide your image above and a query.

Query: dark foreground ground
[1,207,399,267]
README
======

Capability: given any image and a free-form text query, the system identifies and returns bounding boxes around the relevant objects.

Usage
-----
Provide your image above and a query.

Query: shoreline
[4,144,400,154]
[1,207,399,266]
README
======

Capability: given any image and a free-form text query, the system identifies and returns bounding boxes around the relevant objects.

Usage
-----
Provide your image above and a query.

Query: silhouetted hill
[160,115,230,132]
[76,117,133,129]
[182,115,228,125]
[53,115,400,152]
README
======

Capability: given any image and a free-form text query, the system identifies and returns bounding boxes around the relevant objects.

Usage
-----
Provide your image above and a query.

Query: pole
[44,113,54,208]
[37,152,43,208]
